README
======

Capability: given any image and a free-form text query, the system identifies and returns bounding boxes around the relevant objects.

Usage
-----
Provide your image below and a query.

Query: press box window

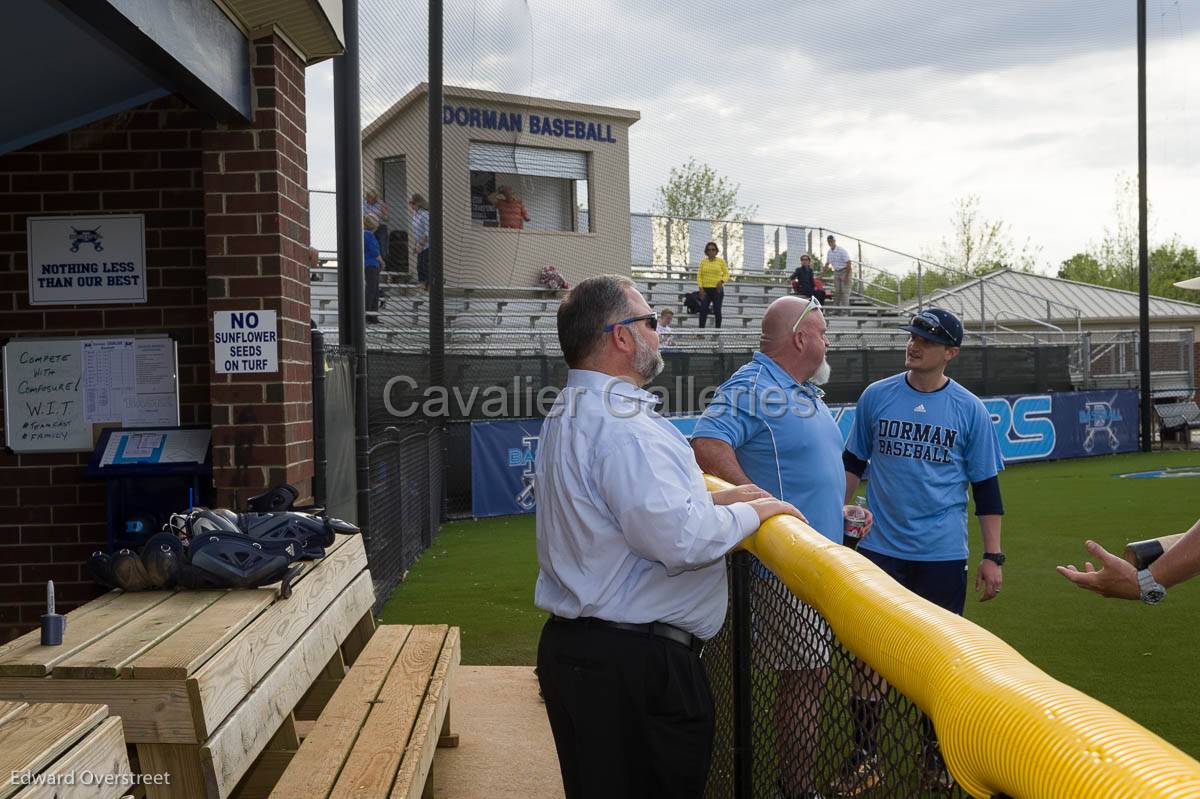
[469,142,591,233]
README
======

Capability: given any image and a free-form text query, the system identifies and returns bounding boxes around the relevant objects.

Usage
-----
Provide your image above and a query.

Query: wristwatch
[982,552,1006,567]
[1137,568,1166,605]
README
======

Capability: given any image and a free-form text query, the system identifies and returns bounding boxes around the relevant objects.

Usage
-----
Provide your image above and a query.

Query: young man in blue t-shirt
[837,307,1005,794]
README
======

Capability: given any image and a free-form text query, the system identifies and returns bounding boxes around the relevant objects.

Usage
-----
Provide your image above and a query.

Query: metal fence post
[311,325,328,506]
[979,277,987,345]
[773,227,780,271]
[916,261,923,310]
[722,224,729,271]
[665,217,673,269]
[730,550,754,799]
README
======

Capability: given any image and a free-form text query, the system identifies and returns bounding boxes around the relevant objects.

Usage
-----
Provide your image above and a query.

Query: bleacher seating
[311,264,909,350]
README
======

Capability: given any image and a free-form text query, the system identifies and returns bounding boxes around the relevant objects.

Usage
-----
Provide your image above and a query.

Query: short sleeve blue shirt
[845,373,1004,561]
[691,352,846,542]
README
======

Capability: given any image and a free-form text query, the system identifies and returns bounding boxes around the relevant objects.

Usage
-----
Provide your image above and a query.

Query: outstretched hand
[1055,540,1140,600]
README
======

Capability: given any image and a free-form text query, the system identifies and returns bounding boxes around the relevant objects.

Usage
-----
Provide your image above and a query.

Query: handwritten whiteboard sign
[3,336,179,453]
[27,215,147,305]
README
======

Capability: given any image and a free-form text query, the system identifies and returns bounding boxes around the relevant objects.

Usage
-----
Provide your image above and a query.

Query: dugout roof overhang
[1,0,343,156]
[905,267,1200,326]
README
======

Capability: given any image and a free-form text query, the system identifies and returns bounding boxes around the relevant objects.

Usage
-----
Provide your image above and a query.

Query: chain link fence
[365,423,445,609]
[704,554,973,799]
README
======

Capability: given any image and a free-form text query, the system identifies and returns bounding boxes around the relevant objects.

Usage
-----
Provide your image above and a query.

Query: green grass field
[379,449,1200,756]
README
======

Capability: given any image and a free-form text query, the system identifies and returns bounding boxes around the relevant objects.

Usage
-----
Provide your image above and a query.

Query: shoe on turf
[919,743,955,792]
[774,778,825,799]
[830,750,882,797]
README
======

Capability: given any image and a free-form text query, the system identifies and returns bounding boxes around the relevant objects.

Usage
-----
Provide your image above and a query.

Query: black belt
[551,615,704,652]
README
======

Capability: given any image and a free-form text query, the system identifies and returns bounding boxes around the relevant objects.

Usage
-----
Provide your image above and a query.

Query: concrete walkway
[431,666,564,799]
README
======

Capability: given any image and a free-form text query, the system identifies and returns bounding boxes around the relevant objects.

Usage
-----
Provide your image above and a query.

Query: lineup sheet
[81,338,177,426]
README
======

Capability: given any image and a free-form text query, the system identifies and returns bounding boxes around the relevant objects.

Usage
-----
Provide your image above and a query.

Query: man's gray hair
[557,274,637,367]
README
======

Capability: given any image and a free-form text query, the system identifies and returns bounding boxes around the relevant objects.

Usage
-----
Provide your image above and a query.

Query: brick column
[204,34,313,506]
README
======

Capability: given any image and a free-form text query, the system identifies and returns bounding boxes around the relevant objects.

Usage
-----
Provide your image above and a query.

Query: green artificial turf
[378,449,1200,756]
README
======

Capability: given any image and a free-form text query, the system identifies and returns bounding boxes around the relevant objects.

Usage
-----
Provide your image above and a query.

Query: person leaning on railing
[533,275,803,799]
[691,294,873,799]
[1057,516,1200,603]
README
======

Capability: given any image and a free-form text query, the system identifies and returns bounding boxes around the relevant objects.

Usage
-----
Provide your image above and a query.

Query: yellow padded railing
[719,481,1200,799]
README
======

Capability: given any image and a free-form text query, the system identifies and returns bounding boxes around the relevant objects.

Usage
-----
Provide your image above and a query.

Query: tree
[1055,175,1200,301]
[1060,240,1200,302]
[1057,253,1108,285]
[652,158,758,221]
[929,195,1041,276]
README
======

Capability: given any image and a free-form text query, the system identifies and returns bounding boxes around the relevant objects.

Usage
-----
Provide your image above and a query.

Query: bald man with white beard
[692,294,872,799]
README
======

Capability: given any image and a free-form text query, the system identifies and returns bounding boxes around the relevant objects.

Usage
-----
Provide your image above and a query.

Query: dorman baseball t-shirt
[845,373,1004,561]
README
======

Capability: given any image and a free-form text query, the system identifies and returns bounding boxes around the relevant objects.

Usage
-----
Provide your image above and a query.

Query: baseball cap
[900,308,963,347]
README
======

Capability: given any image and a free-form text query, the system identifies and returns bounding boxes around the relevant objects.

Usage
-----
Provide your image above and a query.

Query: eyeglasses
[603,313,658,332]
[792,295,822,332]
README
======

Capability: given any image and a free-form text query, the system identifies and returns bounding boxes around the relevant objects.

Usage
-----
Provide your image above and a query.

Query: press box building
[362,85,640,287]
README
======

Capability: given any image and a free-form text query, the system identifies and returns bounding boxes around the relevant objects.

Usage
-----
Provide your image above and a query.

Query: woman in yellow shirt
[696,241,728,328]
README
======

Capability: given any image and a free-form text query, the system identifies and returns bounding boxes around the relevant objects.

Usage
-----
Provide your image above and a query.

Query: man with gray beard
[692,294,871,799]
[535,275,803,798]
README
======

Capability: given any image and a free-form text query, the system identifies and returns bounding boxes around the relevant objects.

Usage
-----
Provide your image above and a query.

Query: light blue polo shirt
[691,352,846,542]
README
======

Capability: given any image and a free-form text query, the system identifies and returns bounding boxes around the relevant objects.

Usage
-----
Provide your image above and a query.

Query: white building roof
[906,268,1200,326]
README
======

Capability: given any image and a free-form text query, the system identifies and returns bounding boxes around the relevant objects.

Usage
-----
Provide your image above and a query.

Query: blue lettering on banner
[444,104,614,142]
[468,390,1138,518]
[983,395,1056,461]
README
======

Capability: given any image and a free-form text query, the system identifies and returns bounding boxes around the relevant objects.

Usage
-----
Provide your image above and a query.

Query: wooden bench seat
[268,624,460,799]
[0,534,374,799]
[0,701,131,799]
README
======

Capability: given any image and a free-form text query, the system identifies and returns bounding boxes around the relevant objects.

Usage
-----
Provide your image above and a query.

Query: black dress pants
[537,617,715,799]
[365,267,380,313]
[698,287,723,328]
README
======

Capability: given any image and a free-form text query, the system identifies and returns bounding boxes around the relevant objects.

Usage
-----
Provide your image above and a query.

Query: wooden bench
[267,624,461,799]
[0,701,132,799]
[0,533,374,799]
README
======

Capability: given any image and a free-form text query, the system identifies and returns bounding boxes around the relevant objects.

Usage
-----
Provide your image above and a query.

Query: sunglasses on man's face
[603,313,658,333]
[792,295,823,332]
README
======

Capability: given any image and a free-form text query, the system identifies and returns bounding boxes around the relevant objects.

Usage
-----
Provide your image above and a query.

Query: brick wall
[0,35,315,642]
[205,34,314,507]
[0,96,209,639]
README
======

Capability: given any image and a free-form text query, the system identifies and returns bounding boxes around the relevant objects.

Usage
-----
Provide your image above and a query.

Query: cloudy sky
[305,0,1200,273]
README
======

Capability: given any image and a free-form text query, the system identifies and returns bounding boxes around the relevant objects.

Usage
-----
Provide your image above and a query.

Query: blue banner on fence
[470,389,1140,518]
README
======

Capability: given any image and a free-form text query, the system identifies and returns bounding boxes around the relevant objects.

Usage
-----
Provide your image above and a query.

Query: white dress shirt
[534,369,760,639]
[826,244,851,272]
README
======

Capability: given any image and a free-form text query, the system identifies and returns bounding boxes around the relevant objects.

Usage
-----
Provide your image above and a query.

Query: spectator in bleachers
[410,194,430,289]
[657,308,675,348]
[826,234,853,306]
[363,190,389,261]
[697,241,728,328]
[363,215,383,322]
[789,253,827,304]
[488,184,531,229]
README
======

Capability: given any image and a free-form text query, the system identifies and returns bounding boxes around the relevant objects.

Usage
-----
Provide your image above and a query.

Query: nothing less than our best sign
[27,215,147,305]
[214,310,279,374]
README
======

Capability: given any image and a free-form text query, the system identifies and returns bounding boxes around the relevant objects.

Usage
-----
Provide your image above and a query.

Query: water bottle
[844,496,868,549]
